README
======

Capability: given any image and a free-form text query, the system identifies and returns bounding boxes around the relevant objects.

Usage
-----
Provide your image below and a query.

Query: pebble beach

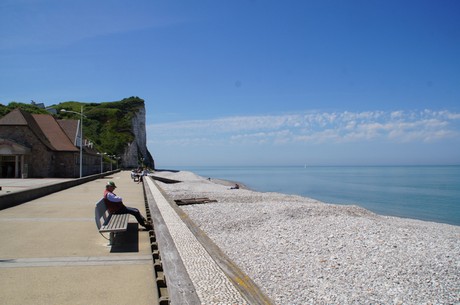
[154,170,460,305]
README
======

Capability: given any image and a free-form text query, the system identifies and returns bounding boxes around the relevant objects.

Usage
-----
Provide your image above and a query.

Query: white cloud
[149,110,460,146]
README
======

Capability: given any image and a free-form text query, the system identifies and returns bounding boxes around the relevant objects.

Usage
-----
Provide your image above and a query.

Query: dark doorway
[0,156,16,178]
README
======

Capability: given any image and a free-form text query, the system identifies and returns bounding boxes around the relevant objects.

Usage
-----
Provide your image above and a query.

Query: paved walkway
[0,172,157,305]
[0,172,272,305]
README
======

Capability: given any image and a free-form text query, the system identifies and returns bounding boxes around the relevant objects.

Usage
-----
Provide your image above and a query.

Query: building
[0,108,101,178]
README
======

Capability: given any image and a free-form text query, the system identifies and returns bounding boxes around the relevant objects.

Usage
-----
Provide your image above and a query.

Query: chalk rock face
[121,104,154,169]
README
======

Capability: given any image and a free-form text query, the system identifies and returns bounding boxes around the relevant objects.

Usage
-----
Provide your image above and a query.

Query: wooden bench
[95,199,129,245]
[131,172,140,182]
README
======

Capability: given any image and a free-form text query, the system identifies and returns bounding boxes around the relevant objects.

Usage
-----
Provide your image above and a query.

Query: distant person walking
[104,181,152,230]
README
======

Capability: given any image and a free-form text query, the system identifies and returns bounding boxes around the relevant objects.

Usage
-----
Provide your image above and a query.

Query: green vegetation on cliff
[0,102,50,116]
[0,96,145,157]
[55,96,145,156]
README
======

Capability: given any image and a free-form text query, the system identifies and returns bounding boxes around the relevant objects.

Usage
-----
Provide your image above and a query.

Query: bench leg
[109,232,115,245]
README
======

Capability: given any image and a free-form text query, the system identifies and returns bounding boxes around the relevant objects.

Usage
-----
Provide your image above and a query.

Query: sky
[1,0,459,167]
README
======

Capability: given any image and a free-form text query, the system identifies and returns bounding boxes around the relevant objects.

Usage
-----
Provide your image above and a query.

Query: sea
[169,165,460,226]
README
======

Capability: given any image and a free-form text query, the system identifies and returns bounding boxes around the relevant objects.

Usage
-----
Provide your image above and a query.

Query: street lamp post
[61,106,85,178]
[110,155,119,171]
[97,152,106,174]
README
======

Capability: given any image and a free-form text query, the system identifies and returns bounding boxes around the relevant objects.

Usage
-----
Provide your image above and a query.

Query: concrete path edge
[149,177,274,305]
[0,170,120,210]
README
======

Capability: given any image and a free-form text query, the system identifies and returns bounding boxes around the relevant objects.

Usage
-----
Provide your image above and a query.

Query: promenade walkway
[0,171,272,305]
[0,172,157,305]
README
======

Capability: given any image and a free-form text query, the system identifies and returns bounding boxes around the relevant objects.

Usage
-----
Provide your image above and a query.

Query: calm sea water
[173,166,460,226]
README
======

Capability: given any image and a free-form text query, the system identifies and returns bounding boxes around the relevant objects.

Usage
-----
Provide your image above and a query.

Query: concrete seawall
[0,170,120,210]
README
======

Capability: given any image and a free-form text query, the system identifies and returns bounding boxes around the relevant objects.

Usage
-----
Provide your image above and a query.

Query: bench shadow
[110,223,139,253]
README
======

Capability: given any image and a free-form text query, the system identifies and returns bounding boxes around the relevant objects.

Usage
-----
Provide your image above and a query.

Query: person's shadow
[109,223,140,253]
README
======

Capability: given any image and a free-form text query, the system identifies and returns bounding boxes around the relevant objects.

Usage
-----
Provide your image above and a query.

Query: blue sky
[1,0,459,166]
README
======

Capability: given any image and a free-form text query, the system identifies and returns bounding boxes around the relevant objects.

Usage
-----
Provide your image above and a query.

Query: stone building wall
[54,152,78,178]
[0,125,78,178]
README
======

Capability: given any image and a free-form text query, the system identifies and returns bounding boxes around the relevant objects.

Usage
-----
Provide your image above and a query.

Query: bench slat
[95,199,130,246]
[112,214,129,230]
[95,199,130,233]
[100,214,129,232]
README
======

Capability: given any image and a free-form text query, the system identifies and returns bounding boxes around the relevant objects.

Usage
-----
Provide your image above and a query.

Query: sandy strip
[152,171,460,305]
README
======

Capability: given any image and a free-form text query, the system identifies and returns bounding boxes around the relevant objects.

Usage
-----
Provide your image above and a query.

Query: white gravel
[153,171,460,305]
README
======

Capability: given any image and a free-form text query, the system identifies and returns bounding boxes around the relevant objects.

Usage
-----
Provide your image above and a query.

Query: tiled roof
[57,119,79,146]
[33,114,78,151]
[1,109,55,150]
[0,108,28,125]
[0,108,78,152]
[57,119,100,156]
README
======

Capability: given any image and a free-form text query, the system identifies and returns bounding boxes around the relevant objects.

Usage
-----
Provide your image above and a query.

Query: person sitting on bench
[104,181,153,230]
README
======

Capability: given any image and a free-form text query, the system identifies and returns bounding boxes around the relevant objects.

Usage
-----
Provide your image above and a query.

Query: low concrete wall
[0,170,120,210]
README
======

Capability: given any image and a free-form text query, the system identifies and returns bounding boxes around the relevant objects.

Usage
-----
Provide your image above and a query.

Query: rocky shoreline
[153,170,460,304]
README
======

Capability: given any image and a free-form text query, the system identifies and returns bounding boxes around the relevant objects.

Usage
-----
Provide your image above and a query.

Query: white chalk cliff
[121,104,154,168]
